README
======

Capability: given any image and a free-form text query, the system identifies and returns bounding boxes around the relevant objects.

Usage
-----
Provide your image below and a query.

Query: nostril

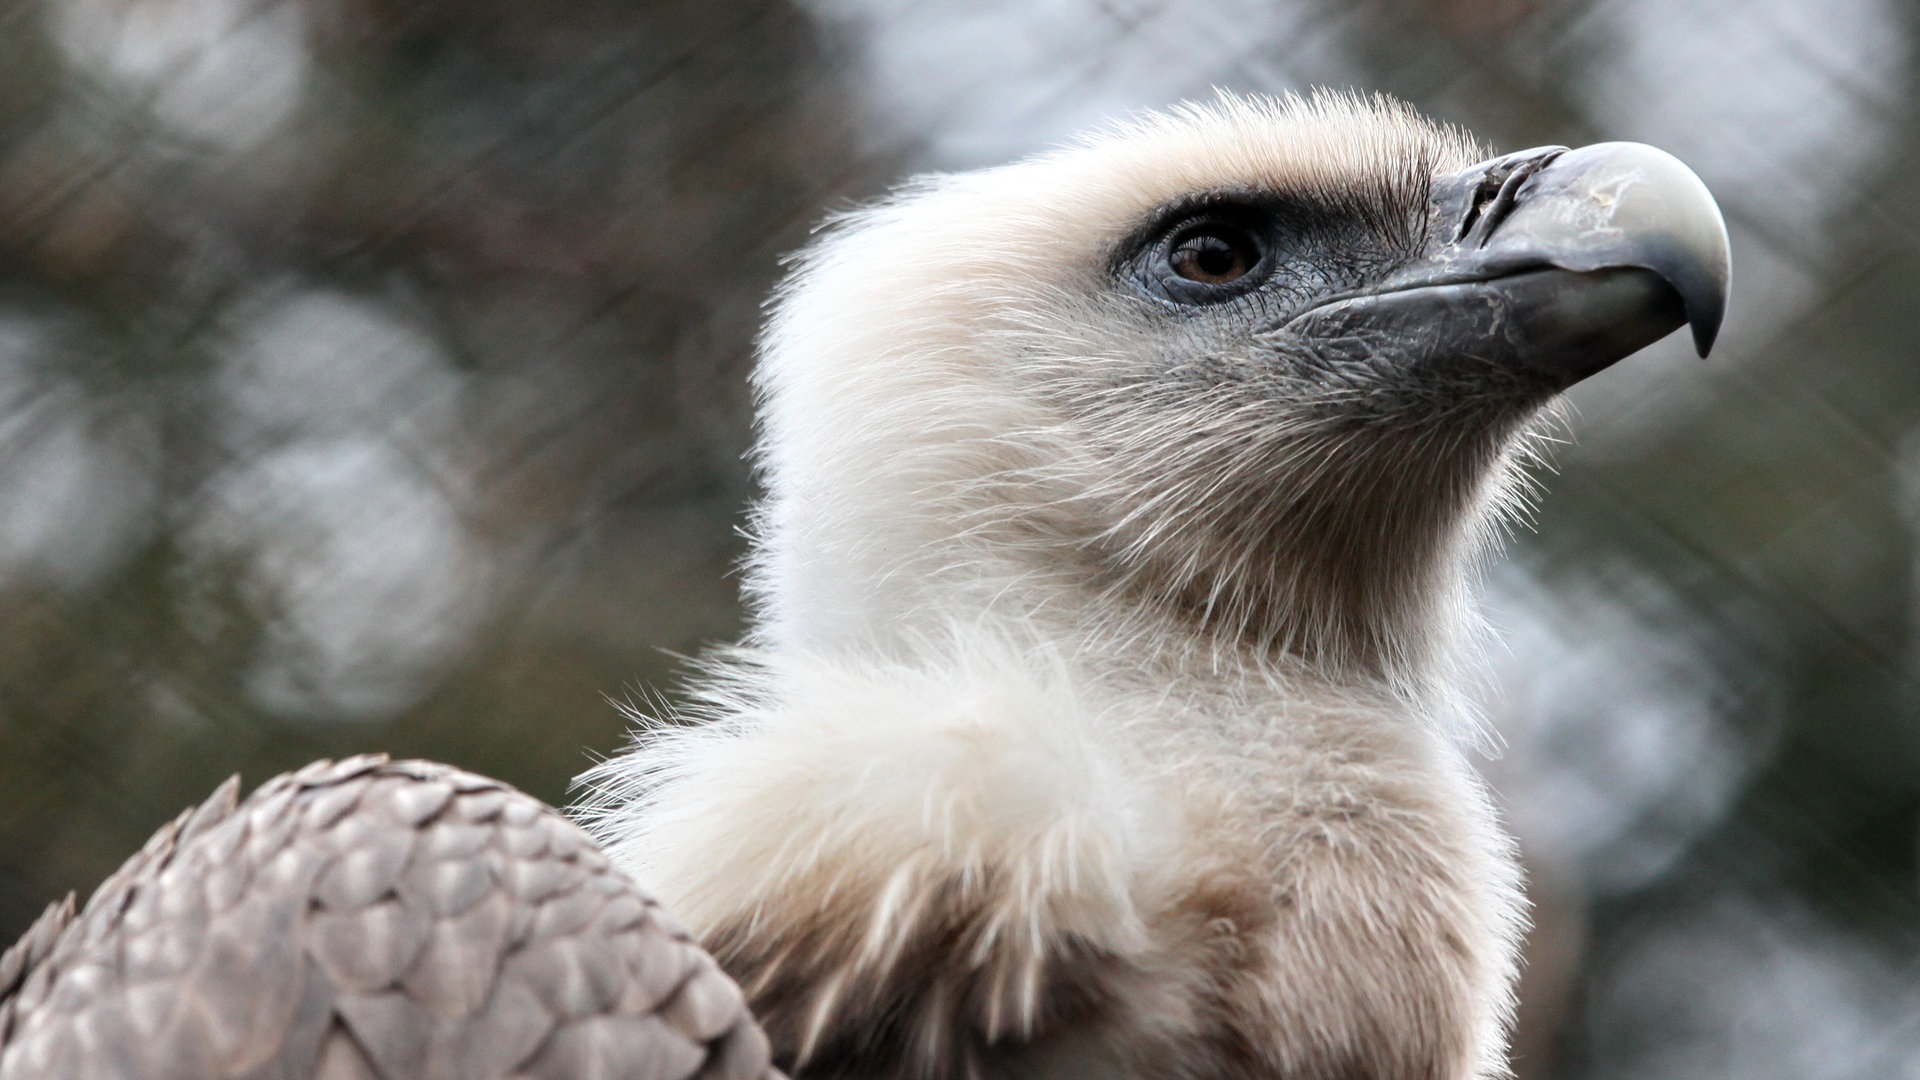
[1471,165,1534,246]
[1454,148,1566,245]
[1453,172,1504,243]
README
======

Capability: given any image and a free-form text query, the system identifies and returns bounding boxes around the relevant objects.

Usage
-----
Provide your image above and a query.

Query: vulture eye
[1169,226,1259,284]
[1132,209,1273,305]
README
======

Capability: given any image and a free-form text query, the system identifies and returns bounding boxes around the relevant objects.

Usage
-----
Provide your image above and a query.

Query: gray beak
[1282,142,1731,390]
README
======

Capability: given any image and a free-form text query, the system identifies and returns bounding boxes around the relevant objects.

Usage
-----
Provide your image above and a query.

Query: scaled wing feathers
[0,757,780,1080]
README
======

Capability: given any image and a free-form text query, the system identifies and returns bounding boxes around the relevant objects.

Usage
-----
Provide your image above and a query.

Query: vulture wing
[0,756,779,1080]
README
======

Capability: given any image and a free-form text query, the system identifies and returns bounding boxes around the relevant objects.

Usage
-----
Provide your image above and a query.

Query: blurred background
[0,0,1913,1075]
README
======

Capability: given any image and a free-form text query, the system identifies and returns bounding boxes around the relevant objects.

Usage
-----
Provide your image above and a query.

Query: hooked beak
[1281,142,1731,390]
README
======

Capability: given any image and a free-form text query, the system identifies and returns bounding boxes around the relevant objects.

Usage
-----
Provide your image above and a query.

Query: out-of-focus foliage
[0,0,874,939]
[0,1,1915,1077]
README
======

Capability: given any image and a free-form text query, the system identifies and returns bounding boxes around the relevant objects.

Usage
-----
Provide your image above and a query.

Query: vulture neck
[751,422,1514,710]
[1117,423,1515,697]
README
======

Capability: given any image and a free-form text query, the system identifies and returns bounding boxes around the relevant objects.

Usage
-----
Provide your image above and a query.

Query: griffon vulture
[0,92,1728,1080]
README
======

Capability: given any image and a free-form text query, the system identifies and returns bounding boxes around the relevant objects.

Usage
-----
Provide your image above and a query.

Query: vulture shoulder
[0,757,777,1080]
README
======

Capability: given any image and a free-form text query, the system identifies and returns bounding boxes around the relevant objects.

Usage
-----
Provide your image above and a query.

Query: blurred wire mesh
[0,0,1914,1076]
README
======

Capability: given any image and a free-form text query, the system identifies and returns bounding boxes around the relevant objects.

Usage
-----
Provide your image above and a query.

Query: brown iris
[1168,226,1259,285]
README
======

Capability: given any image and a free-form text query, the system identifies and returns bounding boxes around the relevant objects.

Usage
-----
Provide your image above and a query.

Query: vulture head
[749,92,1725,693]
[583,92,1729,1080]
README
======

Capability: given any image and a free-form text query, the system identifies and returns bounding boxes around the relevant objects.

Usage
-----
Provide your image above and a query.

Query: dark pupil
[1171,231,1251,283]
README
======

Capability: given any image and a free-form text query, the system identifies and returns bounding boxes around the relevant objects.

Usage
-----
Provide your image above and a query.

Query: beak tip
[1687,264,1728,357]
[1684,230,1731,358]
[1686,201,1732,359]
[1691,319,1718,358]
[1505,140,1733,363]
